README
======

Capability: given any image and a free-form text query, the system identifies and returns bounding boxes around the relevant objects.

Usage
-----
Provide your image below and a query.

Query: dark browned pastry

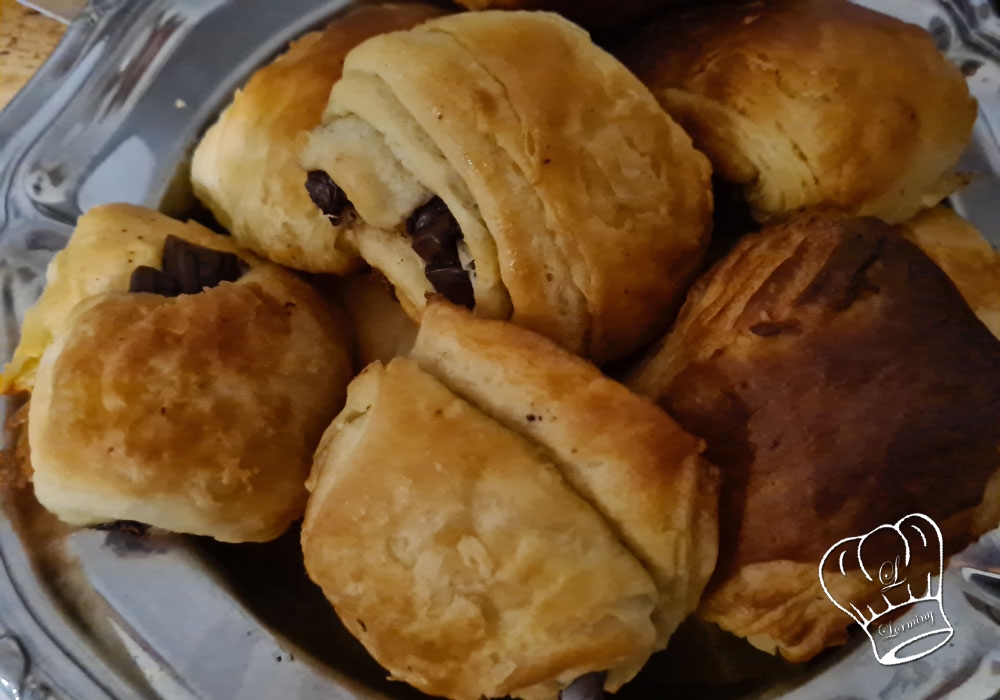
[628,211,1000,661]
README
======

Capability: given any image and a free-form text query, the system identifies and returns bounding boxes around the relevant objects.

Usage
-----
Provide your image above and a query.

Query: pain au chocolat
[190,3,445,273]
[300,11,713,364]
[301,301,718,700]
[627,211,1000,662]
[619,0,976,223]
[3,204,353,542]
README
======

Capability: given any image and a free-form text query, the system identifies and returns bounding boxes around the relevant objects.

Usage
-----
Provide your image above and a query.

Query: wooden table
[0,0,67,110]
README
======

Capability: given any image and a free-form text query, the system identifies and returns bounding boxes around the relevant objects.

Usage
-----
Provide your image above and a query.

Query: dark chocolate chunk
[197,249,229,291]
[406,197,475,308]
[425,265,475,309]
[222,253,247,282]
[407,197,462,266]
[166,235,244,293]
[129,265,180,297]
[93,520,150,536]
[129,236,245,298]
[411,229,459,266]
[409,197,453,236]
[176,248,202,295]
[305,170,352,225]
[188,239,244,290]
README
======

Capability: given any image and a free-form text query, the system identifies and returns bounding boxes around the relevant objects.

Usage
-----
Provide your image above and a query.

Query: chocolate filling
[93,520,149,536]
[302,170,475,308]
[406,197,474,309]
[129,266,180,296]
[305,170,353,226]
[129,235,245,297]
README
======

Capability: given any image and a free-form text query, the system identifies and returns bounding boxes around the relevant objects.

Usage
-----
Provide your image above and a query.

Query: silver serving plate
[0,1,999,698]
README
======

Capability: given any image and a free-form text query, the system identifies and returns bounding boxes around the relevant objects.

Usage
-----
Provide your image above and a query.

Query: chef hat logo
[818,513,953,665]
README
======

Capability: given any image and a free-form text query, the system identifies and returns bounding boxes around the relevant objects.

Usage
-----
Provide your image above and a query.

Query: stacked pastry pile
[3,1,999,699]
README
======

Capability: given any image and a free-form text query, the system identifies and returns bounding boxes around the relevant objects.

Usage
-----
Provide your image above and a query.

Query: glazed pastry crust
[190,3,444,272]
[628,212,1000,660]
[620,0,976,222]
[302,359,658,700]
[901,206,1000,339]
[2,203,245,394]
[30,263,353,543]
[303,10,712,363]
[411,300,719,646]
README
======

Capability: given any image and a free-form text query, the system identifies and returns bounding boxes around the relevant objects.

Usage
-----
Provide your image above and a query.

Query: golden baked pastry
[901,206,1000,339]
[410,301,718,644]
[301,11,712,363]
[619,0,976,223]
[190,3,444,272]
[302,302,718,699]
[628,211,1000,661]
[16,204,353,543]
[3,204,244,394]
[336,269,418,367]
[303,359,658,700]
